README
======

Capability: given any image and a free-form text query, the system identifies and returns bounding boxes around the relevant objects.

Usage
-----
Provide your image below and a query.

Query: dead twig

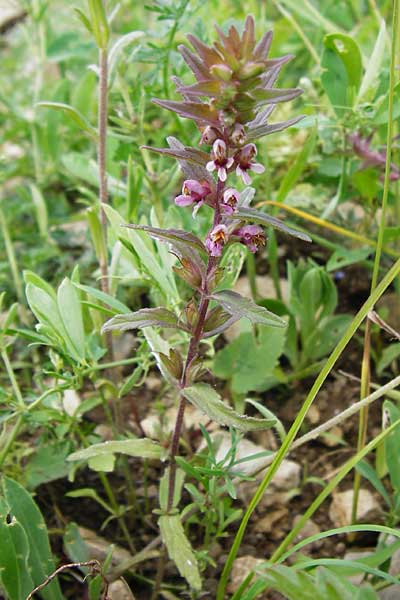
[26,560,109,600]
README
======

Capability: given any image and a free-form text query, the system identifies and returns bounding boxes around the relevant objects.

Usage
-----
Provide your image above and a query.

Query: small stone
[293,516,322,549]
[320,426,344,447]
[379,585,400,599]
[227,555,264,593]
[307,405,320,425]
[145,375,162,392]
[329,489,380,527]
[257,508,288,533]
[62,389,80,416]
[108,579,136,599]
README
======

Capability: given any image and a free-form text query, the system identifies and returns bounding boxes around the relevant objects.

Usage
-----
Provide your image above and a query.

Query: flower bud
[230,123,246,146]
[210,63,233,81]
[159,349,183,380]
[237,61,265,80]
[185,300,199,329]
[173,258,203,289]
[200,126,219,146]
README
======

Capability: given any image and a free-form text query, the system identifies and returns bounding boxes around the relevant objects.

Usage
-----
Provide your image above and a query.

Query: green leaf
[231,207,311,242]
[1,477,63,600]
[214,325,286,395]
[0,498,34,600]
[321,34,362,113]
[159,468,185,512]
[357,19,386,102]
[37,102,97,137]
[30,183,49,238]
[211,290,286,328]
[108,31,144,78]
[58,277,86,362]
[276,127,317,203]
[73,283,130,315]
[66,488,112,513]
[182,383,275,431]
[102,307,186,333]
[25,441,72,490]
[103,204,178,302]
[158,514,201,590]
[68,438,167,463]
[87,0,109,48]
[88,454,116,472]
[384,400,400,495]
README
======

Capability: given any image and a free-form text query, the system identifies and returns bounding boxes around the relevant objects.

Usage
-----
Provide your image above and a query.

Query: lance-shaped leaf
[152,98,219,126]
[210,290,286,328]
[124,224,207,255]
[231,207,312,242]
[252,87,302,105]
[247,115,304,141]
[102,307,188,333]
[37,102,97,138]
[68,439,166,467]
[182,383,276,431]
[158,514,201,590]
[167,136,213,183]
[141,143,209,167]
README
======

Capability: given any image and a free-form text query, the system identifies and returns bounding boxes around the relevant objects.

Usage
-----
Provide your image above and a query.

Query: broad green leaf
[377,343,400,375]
[103,204,178,302]
[182,383,275,431]
[30,183,49,238]
[68,438,167,463]
[58,277,86,362]
[384,400,400,495]
[0,498,34,600]
[25,441,72,490]
[211,290,286,328]
[37,102,97,137]
[159,467,185,512]
[88,454,116,472]
[231,207,311,242]
[24,270,56,299]
[1,477,63,600]
[158,514,201,590]
[321,34,362,113]
[216,243,249,291]
[214,325,286,395]
[73,283,130,315]
[62,153,126,197]
[357,19,386,102]
[102,307,186,333]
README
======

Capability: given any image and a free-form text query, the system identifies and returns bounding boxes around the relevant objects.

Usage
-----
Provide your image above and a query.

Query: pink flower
[349,132,400,181]
[206,139,234,182]
[236,224,266,253]
[174,179,211,215]
[235,143,265,184]
[205,224,229,257]
[221,188,240,214]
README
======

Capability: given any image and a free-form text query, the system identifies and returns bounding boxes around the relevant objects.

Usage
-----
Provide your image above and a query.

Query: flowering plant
[103,15,309,591]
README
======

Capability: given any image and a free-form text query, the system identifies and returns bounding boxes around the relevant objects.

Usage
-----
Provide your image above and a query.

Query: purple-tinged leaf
[241,15,256,59]
[167,136,214,183]
[152,99,219,126]
[248,105,275,127]
[202,315,239,338]
[174,79,223,98]
[124,224,207,254]
[210,290,286,328]
[141,144,209,166]
[178,45,210,81]
[187,33,223,66]
[231,207,312,242]
[252,87,303,104]
[254,30,273,60]
[247,115,304,141]
[102,307,188,333]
